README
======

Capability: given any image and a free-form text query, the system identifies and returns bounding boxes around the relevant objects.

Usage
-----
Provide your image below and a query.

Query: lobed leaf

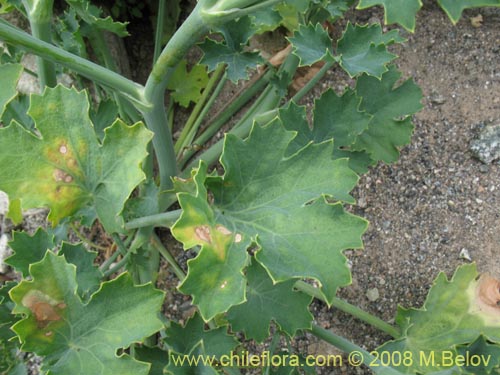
[378,264,500,374]
[166,60,209,108]
[288,23,333,66]
[64,0,128,36]
[352,66,423,163]
[0,85,153,233]
[173,120,368,320]
[9,252,164,375]
[437,0,500,24]
[356,0,423,32]
[336,22,405,78]
[199,38,262,83]
[226,261,313,342]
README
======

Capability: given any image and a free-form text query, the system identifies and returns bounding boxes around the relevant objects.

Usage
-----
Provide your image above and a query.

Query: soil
[1,2,499,374]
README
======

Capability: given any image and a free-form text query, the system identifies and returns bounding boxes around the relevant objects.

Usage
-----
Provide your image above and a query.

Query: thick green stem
[0,19,145,105]
[22,0,57,88]
[141,94,177,204]
[295,281,400,338]
[310,325,405,375]
[142,3,211,203]
[30,20,57,88]
[124,209,182,230]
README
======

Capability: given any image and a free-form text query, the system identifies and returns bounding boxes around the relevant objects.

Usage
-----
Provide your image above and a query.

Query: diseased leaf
[288,23,333,66]
[377,264,500,374]
[227,261,313,342]
[166,60,209,107]
[356,0,423,32]
[173,120,368,319]
[437,0,500,24]
[0,63,23,118]
[199,38,262,82]
[352,66,423,163]
[0,85,153,233]
[9,252,164,375]
[6,228,54,277]
[336,22,405,78]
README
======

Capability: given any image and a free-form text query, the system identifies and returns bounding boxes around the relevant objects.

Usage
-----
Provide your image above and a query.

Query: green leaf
[0,85,153,233]
[134,346,169,375]
[6,228,54,277]
[10,252,164,375]
[377,264,500,374]
[173,120,368,319]
[65,0,128,36]
[164,313,238,359]
[437,0,500,24]
[456,336,500,375]
[90,98,119,141]
[199,38,263,82]
[218,16,257,50]
[352,66,423,163]
[227,261,313,342]
[0,63,23,118]
[336,22,405,78]
[280,90,372,158]
[59,243,102,299]
[288,23,333,66]
[356,0,423,32]
[166,60,209,108]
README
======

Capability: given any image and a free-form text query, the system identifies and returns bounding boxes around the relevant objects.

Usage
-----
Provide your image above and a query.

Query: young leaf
[166,60,209,108]
[0,85,153,233]
[6,228,54,277]
[377,264,500,374]
[10,251,164,375]
[356,0,423,32]
[173,120,368,319]
[0,63,23,117]
[352,66,423,163]
[288,23,333,66]
[437,0,500,24]
[199,38,263,82]
[336,23,405,78]
[226,261,313,342]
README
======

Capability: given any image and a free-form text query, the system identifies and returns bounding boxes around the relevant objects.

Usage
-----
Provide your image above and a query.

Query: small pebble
[459,248,472,262]
[366,288,380,302]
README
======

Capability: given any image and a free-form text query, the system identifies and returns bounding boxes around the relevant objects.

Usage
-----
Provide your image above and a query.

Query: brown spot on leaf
[195,225,212,244]
[22,291,65,328]
[216,225,232,236]
[235,233,242,243]
[59,144,68,154]
[476,274,500,313]
[53,169,66,182]
[64,175,73,183]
